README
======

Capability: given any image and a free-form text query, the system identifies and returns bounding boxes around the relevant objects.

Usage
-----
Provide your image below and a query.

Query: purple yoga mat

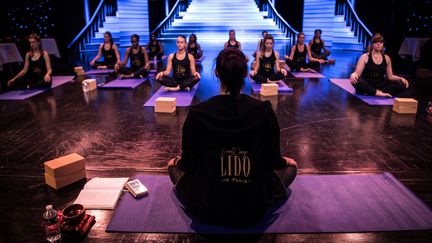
[143,83,198,107]
[330,78,395,105]
[291,72,325,78]
[248,76,292,93]
[107,173,432,233]
[98,78,148,89]
[85,69,115,75]
[0,76,74,100]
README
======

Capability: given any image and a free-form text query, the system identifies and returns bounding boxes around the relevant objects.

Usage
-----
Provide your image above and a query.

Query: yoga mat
[143,83,198,107]
[248,76,292,93]
[98,77,148,89]
[0,76,74,100]
[107,173,432,233]
[85,69,115,75]
[330,78,394,105]
[291,72,325,78]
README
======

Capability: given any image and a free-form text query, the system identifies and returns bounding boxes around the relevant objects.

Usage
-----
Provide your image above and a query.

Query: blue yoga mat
[106,173,432,233]
[0,76,74,100]
[248,76,292,93]
[98,77,150,89]
[85,69,115,75]
[291,72,325,78]
[143,83,199,107]
[330,78,394,105]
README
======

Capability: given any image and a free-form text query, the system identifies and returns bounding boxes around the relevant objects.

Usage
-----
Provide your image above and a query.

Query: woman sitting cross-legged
[156,35,200,91]
[250,35,288,84]
[8,33,52,90]
[167,47,298,226]
[350,33,408,97]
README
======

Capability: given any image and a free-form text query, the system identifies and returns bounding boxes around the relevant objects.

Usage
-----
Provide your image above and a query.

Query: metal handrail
[335,0,372,49]
[67,0,117,51]
[255,0,299,47]
[151,0,192,37]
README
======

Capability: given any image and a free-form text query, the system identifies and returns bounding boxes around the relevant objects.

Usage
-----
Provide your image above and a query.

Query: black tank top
[128,46,145,69]
[362,52,387,80]
[172,52,191,80]
[148,41,161,57]
[187,43,200,56]
[258,51,276,76]
[102,43,117,65]
[227,40,239,49]
[294,44,307,63]
[28,52,47,78]
[310,39,323,54]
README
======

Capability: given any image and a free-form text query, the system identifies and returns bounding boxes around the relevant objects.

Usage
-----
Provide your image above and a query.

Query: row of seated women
[227,29,408,97]
[7,31,408,98]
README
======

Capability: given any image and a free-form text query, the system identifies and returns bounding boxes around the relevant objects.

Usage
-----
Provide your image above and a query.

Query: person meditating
[308,29,334,63]
[146,32,164,61]
[250,35,287,84]
[117,34,150,79]
[167,48,298,226]
[8,33,52,89]
[89,31,121,69]
[155,35,200,91]
[350,33,408,97]
[285,32,325,72]
[187,34,203,60]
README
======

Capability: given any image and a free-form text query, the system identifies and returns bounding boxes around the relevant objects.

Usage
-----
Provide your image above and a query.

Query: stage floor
[1,40,432,242]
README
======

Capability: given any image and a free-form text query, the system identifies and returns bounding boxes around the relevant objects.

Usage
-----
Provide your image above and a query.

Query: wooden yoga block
[260,83,278,96]
[82,79,97,92]
[155,97,176,113]
[392,98,418,114]
[45,170,86,190]
[74,66,85,76]
[44,153,85,178]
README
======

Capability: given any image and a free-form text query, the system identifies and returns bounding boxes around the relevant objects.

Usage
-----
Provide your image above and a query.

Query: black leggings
[117,66,148,78]
[353,78,406,96]
[311,51,330,60]
[91,61,116,69]
[157,75,199,90]
[10,76,52,90]
[286,60,319,71]
[251,72,285,84]
[168,160,297,192]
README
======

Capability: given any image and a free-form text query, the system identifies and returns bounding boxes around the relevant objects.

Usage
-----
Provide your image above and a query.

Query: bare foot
[97,65,108,69]
[375,90,392,97]
[184,87,191,92]
[165,85,181,92]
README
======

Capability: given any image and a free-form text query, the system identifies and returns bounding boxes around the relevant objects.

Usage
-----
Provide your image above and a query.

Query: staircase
[85,0,149,51]
[302,0,364,51]
[159,0,291,43]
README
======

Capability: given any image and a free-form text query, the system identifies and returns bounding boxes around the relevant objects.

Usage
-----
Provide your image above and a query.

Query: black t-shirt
[176,94,286,225]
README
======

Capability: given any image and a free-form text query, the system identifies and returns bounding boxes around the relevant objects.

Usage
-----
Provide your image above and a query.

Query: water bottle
[153,56,157,71]
[43,205,61,242]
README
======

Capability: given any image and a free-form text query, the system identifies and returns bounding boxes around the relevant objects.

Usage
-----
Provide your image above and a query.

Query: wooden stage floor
[1,41,431,242]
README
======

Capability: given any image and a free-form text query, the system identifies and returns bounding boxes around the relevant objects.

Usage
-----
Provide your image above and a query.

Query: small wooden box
[74,66,85,76]
[393,98,418,114]
[260,83,278,96]
[82,79,97,92]
[155,97,176,113]
[45,170,86,189]
[44,153,85,178]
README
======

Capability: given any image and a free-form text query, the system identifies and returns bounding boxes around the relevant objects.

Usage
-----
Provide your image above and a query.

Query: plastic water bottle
[43,205,61,242]
[154,56,157,71]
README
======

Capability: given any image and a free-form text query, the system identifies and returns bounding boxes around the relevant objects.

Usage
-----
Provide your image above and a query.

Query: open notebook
[74,177,129,209]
